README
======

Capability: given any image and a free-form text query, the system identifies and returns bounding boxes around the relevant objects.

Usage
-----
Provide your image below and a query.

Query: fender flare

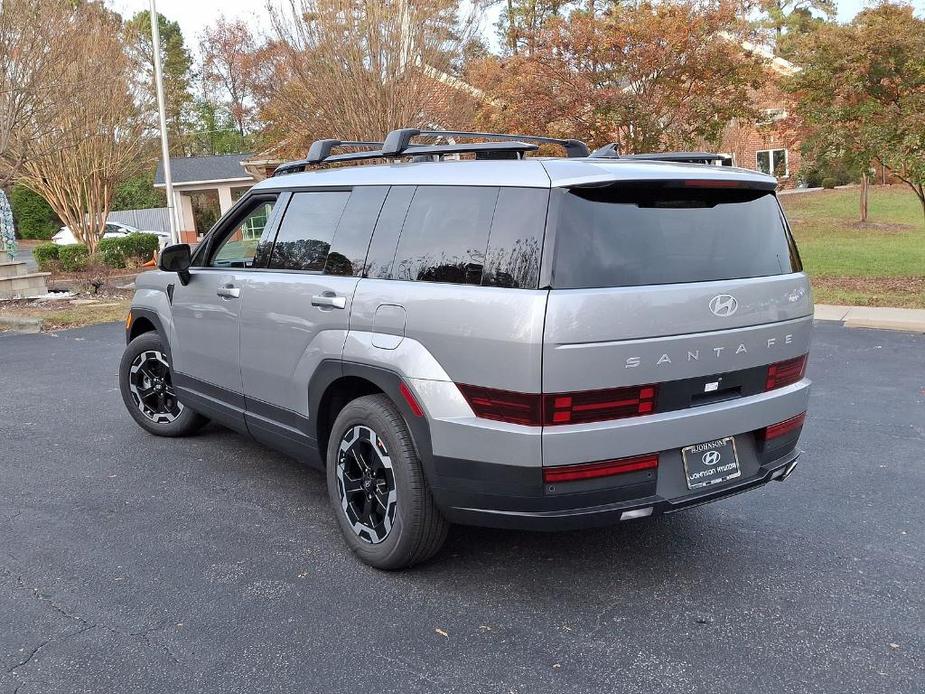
[308,360,436,479]
[127,308,170,356]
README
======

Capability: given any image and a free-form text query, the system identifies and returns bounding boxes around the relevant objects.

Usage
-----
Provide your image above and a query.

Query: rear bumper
[432,444,802,531]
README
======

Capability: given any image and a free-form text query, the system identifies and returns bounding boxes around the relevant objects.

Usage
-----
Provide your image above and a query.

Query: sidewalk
[815,304,925,333]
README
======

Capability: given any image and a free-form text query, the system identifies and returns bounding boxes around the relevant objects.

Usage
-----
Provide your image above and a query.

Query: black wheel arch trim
[308,360,436,479]
[127,308,169,355]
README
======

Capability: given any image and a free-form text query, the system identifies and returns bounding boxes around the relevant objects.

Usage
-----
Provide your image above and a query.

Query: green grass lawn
[780,185,925,308]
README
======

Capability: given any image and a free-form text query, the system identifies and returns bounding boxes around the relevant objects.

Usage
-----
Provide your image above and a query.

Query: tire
[326,394,448,570]
[119,332,208,437]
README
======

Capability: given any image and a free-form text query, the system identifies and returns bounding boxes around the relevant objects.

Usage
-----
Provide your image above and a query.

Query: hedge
[97,237,126,268]
[58,243,89,272]
[97,233,159,268]
[33,242,60,271]
[120,233,159,261]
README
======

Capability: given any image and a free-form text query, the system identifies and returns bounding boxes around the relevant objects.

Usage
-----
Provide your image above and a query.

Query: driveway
[0,322,922,693]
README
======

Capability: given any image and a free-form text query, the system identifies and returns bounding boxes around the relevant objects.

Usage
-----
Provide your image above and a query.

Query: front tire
[119,332,207,437]
[326,394,448,570]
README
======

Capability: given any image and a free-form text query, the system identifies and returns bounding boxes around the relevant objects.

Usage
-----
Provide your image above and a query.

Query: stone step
[0,261,32,279]
[0,271,51,300]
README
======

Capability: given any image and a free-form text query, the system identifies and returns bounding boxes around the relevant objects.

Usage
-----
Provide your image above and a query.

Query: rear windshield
[550,183,801,289]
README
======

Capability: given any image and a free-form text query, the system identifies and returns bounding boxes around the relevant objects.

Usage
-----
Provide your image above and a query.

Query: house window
[757,149,788,177]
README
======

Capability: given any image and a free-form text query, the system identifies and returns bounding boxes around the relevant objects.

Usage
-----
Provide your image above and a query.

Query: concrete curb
[0,315,42,333]
[815,304,925,333]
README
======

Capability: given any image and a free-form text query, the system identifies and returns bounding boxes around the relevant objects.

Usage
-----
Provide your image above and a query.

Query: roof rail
[386,129,590,158]
[589,145,732,166]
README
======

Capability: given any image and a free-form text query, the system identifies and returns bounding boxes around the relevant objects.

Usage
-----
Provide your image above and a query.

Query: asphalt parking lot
[1,321,922,693]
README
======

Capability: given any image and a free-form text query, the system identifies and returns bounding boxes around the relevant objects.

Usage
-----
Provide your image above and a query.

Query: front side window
[391,186,498,285]
[267,191,350,272]
[757,149,788,177]
[209,200,276,268]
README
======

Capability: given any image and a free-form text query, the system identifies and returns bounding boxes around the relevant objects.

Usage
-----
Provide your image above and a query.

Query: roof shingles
[154,153,255,186]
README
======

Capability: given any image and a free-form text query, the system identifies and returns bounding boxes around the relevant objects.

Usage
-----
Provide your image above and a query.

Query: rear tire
[326,394,448,570]
[119,332,208,437]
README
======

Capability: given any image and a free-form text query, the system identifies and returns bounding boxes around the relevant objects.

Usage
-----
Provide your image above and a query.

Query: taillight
[544,385,657,425]
[761,412,806,441]
[766,355,807,391]
[456,383,657,427]
[455,384,543,426]
[543,453,659,484]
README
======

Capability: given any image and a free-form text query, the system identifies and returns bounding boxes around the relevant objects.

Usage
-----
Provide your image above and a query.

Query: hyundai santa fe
[120,129,812,569]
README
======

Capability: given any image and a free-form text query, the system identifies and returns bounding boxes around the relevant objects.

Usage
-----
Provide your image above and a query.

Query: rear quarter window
[550,182,801,289]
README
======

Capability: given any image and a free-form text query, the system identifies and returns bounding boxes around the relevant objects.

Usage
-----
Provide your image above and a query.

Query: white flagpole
[150,1,180,245]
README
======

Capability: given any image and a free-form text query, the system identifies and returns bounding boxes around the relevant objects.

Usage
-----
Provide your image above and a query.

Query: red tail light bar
[543,453,659,484]
[761,412,806,441]
[456,383,658,427]
[766,355,807,391]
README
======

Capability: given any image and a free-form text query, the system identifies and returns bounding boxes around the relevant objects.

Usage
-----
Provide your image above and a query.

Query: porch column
[175,190,196,243]
[218,185,234,215]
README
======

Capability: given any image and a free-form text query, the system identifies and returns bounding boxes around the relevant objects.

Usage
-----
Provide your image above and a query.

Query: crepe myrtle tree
[787,2,925,224]
[14,2,144,252]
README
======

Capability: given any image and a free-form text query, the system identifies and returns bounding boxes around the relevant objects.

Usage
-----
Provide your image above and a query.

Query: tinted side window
[392,186,499,285]
[482,187,548,289]
[366,186,415,279]
[268,191,350,271]
[324,186,388,277]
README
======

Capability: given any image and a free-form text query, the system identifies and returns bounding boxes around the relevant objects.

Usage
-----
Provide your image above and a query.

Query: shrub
[33,242,60,271]
[821,177,838,189]
[58,243,89,272]
[97,237,126,268]
[119,233,159,264]
[9,185,60,240]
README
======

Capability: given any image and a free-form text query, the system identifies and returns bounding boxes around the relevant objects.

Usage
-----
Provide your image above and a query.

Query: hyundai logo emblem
[702,450,721,466]
[709,294,738,317]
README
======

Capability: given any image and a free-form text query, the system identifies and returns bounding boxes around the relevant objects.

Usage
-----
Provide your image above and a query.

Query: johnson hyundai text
[120,129,812,569]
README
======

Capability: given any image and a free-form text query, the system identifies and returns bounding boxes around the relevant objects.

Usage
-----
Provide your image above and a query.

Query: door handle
[216,284,240,299]
[311,293,346,309]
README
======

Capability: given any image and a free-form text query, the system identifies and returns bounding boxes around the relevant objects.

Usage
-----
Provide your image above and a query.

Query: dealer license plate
[681,437,741,490]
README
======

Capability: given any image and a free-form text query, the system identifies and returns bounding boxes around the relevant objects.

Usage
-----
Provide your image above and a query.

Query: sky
[108,0,925,54]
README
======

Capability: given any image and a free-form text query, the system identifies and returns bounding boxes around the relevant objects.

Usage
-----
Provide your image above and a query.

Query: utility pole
[150,1,180,245]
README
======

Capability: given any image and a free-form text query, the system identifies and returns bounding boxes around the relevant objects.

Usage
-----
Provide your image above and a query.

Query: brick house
[721,45,803,187]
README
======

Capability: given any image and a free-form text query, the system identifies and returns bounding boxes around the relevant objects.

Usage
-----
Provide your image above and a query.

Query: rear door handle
[216,284,240,299]
[311,293,346,309]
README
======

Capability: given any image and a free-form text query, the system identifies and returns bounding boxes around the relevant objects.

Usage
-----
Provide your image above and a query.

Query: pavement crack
[7,624,95,674]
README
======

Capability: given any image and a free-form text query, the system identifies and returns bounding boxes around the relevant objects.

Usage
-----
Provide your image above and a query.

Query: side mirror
[158,243,191,285]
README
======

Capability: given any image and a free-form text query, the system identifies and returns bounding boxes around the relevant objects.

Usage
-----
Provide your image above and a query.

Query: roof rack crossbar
[384,128,589,158]
[306,139,383,164]
[324,141,538,163]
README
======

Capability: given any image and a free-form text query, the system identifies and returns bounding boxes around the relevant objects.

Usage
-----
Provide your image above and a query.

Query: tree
[200,17,259,137]
[9,184,60,240]
[124,10,194,155]
[112,174,167,211]
[15,3,143,251]
[787,2,925,224]
[489,0,575,55]
[468,0,765,152]
[0,0,84,188]
[758,0,834,42]
[258,0,476,153]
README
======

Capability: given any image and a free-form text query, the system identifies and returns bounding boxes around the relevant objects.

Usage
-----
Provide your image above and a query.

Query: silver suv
[120,129,812,569]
